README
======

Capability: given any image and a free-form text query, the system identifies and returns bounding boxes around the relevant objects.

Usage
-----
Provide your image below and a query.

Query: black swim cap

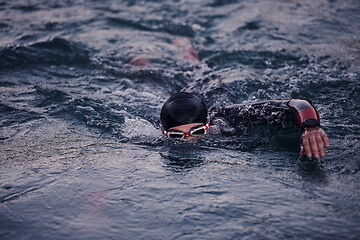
[160,92,208,131]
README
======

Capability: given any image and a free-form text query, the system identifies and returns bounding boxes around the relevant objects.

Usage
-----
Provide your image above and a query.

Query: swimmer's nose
[183,136,200,142]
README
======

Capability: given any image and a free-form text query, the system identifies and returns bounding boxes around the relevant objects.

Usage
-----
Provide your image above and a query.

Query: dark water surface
[1,0,360,239]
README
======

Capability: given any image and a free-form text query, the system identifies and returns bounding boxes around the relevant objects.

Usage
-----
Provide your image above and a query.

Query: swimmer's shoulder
[210,100,289,119]
[218,100,288,110]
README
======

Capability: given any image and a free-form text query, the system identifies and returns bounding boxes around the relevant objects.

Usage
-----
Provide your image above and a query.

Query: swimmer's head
[160,92,208,131]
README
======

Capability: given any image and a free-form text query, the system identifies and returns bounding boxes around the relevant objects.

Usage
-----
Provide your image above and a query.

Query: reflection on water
[160,144,206,172]
[297,157,328,183]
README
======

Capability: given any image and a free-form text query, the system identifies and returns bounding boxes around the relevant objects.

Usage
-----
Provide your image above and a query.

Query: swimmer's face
[166,123,206,142]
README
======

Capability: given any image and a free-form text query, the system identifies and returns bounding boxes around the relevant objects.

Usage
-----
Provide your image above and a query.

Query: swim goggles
[162,123,210,139]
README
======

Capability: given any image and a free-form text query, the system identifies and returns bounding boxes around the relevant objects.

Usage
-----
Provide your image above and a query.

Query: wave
[0,37,91,70]
[106,17,196,37]
[48,96,125,136]
[201,49,309,70]
[32,86,71,108]
[0,103,42,125]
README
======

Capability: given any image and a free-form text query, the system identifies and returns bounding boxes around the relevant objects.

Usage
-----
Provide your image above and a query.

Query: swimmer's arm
[216,99,330,158]
[214,100,291,127]
[286,99,330,159]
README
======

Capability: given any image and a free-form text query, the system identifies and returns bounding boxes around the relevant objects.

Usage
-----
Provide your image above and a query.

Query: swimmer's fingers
[301,127,330,159]
[317,129,330,158]
[316,134,325,158]
[299,144,305,156]
[310,134,320,159]
[301,135,312,158]
[321,130,330,148]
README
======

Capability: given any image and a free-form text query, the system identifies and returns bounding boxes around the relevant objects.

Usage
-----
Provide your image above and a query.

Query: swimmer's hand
[300,126,330,159]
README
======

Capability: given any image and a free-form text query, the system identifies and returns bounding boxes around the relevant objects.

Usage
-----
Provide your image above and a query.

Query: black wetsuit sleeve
[211,99,320,133]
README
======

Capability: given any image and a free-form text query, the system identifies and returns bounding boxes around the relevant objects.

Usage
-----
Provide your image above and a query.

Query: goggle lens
[168,132,184,138]
[190,128,206,136]
[163,123,209,138]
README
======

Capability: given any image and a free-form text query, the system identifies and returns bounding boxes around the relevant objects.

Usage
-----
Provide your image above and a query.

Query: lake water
[1,0,359,239]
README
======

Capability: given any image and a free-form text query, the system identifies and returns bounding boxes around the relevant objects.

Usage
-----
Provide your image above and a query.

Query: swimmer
[161,92,330,159]
[127,37,200,67]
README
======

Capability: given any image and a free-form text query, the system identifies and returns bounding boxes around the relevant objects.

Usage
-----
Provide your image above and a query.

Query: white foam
[122,116,160,139]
